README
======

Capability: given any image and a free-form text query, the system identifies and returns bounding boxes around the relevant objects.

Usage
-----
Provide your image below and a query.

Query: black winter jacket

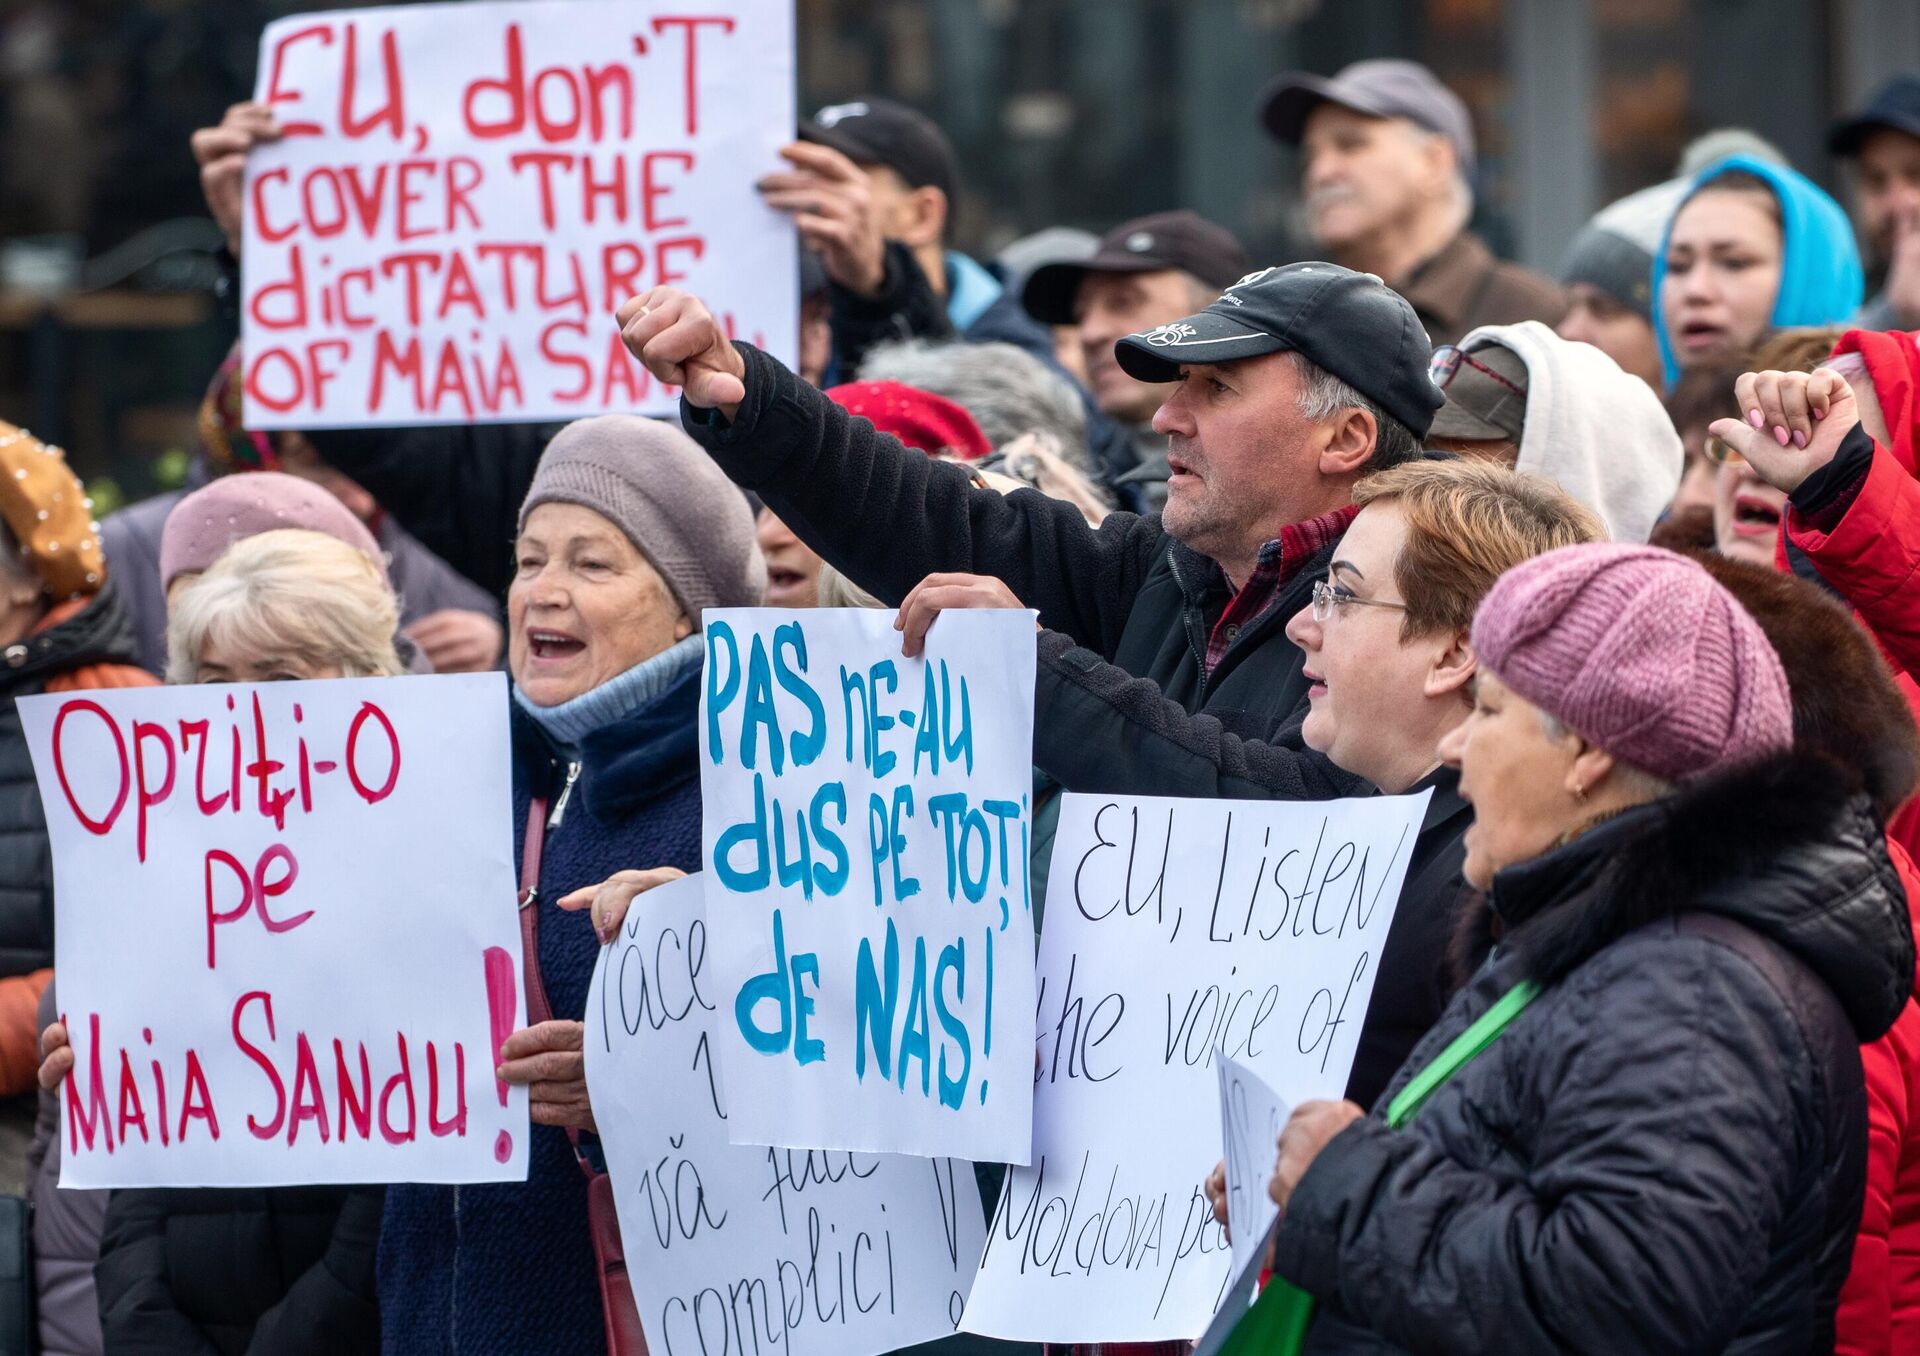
[305,422,561,602]
[1276,755,1915,1355]
[0,583,142,977]
[686,344,1368,790]
[94,1185,382,1355]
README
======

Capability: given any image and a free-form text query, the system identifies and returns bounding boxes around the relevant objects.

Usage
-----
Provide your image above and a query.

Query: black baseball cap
[1021,211,1251,325]
[1830,74,1920,156]
[1115,263,1443,438]
[800,98,958,199]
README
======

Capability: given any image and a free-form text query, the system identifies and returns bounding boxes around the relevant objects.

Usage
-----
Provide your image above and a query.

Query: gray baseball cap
[1259,59,1476,181]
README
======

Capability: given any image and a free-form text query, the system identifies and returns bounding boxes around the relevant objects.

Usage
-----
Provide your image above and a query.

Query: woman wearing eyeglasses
[899,459,1604,1113]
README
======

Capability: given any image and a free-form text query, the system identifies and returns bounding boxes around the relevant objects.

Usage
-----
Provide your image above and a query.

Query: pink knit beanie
[1471,543,1792,784]
[160,472,386,591]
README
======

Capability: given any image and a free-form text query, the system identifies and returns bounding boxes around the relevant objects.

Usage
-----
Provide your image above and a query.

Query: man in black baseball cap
[623,262,1436,802]
[1257,59,1562,345]
[1022,211,1250,430]
[1830,73,1920,330]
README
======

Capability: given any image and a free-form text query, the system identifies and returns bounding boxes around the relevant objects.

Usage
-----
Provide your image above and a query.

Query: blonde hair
[1352,460,1606,642]
[166,529,405,683]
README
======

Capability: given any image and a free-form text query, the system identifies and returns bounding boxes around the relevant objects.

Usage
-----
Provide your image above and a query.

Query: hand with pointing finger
[616,288,747,420]
[893,573,1032,660]
[558,867,687,945]
[1706,367,1859,496]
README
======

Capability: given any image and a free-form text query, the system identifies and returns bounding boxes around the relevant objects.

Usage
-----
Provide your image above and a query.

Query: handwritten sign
[21,675,525,1187]
[585,873,988,1355]
[961,789,1431,1343]
[700,608,1037,1164]
[241,0,796,427]
[1216,1052,1287,1282]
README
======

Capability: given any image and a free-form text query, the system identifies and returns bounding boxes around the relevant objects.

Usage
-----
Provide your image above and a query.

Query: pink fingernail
[1792,431,1807,448]
[1774,425,1790,446]
[1748,409,1764,428]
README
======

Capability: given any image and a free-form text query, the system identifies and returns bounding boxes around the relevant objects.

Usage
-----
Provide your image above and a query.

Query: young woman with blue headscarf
[1654,154,1864,389]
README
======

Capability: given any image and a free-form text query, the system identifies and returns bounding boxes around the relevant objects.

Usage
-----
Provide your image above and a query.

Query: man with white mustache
[1260,59,1564,346]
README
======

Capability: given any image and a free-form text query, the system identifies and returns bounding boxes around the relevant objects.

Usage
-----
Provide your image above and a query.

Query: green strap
[1386,979,1541,1129]
[1214,978,1542,1356]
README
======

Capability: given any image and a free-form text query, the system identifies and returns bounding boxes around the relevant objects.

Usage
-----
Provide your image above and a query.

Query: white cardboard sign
[698,608,1038,1164]
[1216,1052,1288,1282]
[21,674,526,1187]
[241,0,796,427]
[585,873,988,1355]
[961,789,1431,1343]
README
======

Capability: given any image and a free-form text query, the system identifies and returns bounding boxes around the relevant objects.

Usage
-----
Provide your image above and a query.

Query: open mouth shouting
[526,628,587,662]
[1728,490,1783,538]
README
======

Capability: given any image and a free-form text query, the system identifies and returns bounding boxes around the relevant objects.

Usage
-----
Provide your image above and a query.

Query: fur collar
[1453,752,1913,1041]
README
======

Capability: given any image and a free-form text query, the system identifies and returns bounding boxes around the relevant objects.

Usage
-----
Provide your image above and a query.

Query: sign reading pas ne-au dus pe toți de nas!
[699,608,1039,1165]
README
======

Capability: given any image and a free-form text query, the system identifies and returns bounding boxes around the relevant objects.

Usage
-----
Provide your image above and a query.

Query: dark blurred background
[3,0,1917,501]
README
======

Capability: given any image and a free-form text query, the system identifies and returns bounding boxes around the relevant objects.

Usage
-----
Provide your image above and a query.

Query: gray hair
[858,339,1091,472]
[1281,351,1422,472]
[1535,709,1674,800]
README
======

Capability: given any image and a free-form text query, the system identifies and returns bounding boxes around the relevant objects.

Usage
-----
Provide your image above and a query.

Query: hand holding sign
[758,142,889,298]
[37,1021,70,1093]
[617,287,746,417]
[894,573,1034,659]
[192,102,281,254]
[1266,1099,1363,1219]
[497,1020,592,1131]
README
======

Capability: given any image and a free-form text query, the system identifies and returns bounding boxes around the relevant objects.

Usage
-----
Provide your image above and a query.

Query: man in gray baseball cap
[1259,58,1563,345]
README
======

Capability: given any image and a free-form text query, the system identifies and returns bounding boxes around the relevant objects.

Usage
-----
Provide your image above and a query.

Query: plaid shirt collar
[1204,504,1360,672]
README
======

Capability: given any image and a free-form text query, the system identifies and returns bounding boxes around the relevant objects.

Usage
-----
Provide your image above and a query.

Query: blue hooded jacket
[1652,154,1863,387]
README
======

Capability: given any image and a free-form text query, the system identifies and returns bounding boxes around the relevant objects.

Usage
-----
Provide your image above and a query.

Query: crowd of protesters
[3,34,1920,1356]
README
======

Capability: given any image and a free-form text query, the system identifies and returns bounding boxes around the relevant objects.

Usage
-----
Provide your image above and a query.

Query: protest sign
[21,674,524,1187]
[700,607,1037,1164]
[241,0,796,427]
[961,788,1431,1343]
[1216,1052,1287,1282]
[585,872,988,1355]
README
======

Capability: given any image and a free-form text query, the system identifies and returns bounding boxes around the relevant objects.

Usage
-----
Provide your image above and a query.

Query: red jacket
[1786,327,1920,1354]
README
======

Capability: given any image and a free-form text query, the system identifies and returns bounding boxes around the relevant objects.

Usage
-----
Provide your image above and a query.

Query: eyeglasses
[1429,345,1527,397]
[1702,434,1745,466]
[1311,578,1410,623]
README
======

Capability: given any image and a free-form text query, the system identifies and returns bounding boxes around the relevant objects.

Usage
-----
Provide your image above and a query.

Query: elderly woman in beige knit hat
[378,413,764,1355]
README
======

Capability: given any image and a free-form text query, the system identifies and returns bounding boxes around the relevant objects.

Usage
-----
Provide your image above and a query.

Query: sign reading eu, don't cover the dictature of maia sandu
[19,674,526,1188]
[699,608,1038,1164]
[241,0,797,428]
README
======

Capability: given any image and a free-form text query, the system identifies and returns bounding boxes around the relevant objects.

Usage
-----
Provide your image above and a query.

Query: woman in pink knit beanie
[1254,542,1915,1355]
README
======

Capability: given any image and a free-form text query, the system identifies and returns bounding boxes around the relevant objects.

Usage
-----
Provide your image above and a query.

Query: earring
[1573,782,1589,804]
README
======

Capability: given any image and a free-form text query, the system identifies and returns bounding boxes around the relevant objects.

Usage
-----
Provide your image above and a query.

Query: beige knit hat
[518,415,765,623]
